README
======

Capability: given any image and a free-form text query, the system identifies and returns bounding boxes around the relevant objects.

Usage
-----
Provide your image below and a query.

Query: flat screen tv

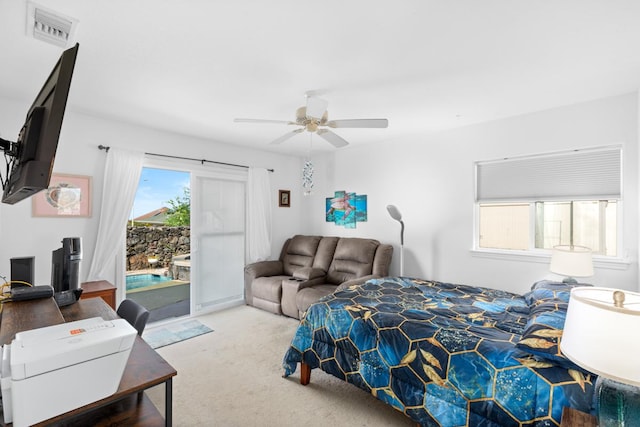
[0,43,79,205]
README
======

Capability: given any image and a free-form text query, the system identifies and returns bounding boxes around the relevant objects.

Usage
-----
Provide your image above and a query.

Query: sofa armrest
[336,275,377,292]
[244,261,284,305]
[244,260,284,279]
[293,267,326,281]
[281,276,327,319]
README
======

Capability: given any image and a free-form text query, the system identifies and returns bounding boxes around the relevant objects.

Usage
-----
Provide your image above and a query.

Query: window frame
[471,200,628,269]
[472,145,627,270]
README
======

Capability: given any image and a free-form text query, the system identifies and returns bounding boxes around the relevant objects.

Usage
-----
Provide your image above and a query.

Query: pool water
[126,273,172,290]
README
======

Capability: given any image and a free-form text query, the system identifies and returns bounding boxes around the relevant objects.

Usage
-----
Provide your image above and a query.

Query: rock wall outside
[127,226,190,270]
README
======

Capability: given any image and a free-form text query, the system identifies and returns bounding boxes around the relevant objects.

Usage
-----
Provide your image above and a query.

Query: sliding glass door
[127,166,191,323]
[191,173,245,314]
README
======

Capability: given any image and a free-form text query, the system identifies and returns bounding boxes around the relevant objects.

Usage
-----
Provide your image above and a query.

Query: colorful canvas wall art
[326,191,367,228]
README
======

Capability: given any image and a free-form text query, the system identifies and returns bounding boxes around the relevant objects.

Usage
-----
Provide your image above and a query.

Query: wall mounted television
[0,43,79,205]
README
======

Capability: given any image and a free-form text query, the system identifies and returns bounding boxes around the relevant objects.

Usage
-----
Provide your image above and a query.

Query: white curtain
[247,168,272,262]
[86,148,144,281]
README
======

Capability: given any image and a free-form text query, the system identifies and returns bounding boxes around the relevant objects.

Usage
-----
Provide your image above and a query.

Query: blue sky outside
[130,167,190,220]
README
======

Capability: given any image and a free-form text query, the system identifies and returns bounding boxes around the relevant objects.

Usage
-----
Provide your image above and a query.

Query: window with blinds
[475,146,621,256]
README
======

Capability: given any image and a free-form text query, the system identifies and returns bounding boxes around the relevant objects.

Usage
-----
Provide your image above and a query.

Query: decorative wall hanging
[325,190,367,228]
[302,159,313,195]
[279,190,291,207]
[302,132,314,195]
[32,173,92,217]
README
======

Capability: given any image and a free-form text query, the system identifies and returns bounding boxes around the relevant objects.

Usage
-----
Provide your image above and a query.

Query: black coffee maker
[51,237,83,306]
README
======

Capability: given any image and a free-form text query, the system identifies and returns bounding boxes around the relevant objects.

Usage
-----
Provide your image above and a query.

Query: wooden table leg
[300,362,311,385]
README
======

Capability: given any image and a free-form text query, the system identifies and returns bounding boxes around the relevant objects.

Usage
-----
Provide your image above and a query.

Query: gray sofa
[244,235,393,319]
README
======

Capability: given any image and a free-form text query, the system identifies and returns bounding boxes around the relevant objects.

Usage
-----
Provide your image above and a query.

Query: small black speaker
[10,256,35,289]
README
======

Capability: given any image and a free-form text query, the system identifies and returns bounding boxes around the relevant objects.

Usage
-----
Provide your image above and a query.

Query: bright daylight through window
[478,201,617,256]
[475,146,621,258]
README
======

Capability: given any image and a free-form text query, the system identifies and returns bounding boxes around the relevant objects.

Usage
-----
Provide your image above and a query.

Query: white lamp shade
[549,245,594,278]
[561,287,640,386]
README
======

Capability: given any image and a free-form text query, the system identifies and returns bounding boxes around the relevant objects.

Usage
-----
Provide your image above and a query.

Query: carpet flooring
[145,304,415,426]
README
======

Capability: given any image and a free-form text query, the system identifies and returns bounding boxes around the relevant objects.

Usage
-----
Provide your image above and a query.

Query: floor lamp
[386,205,404,276]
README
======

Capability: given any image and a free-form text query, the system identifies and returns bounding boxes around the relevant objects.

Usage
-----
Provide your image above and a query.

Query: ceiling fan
[234,94,388,148]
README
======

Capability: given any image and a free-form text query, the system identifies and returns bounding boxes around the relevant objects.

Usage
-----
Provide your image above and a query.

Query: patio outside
[127,167,191,323]
[125,257,190,323]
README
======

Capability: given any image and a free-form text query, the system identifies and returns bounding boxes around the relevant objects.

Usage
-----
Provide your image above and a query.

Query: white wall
[1,92,637,296]
[302,93,639,295]
[0,99,304,287]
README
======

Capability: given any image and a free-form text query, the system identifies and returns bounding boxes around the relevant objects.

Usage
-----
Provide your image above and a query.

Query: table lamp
[561,287,640,426]
[386,204,404,276]
[549,245,594,283]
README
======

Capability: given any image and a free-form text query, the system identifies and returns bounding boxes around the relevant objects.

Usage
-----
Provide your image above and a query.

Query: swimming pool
[126,273,172,290]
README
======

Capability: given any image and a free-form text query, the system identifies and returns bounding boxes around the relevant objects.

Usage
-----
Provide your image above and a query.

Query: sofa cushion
[372,244,393,277]
[326,238,379,285]
[252,298,281,314]
[244,260,284,303]
[293,267,326,280]
[282,235,322,276]
[252,275,289,302]
[312,237,339,271]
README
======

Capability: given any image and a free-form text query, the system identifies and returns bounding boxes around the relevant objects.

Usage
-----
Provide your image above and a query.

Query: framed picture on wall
[279,190,290,207]
[32,173,92,217]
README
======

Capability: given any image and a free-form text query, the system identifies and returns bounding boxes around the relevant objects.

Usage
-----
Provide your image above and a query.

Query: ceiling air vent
[27,1,78,48]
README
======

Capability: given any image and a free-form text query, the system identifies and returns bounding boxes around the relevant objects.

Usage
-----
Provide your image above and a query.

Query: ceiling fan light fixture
[306,121,318,132]
[234,93,389,148]
[296,106,307,122]
[305,96,328,120]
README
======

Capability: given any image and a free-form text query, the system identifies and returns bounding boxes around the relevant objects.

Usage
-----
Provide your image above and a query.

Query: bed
[283,277,595,426]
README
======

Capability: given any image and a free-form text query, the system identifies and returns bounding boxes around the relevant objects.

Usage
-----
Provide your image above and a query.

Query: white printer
[1,316,137,426]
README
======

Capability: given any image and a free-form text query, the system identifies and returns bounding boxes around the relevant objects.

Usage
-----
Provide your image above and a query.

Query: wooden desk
[0,298,64,344]
[81,280,117,310]
[62,295,119,323]
[0,297,177,426]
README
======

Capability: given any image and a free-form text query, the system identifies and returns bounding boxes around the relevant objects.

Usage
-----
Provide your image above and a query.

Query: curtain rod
[97,145,274,172]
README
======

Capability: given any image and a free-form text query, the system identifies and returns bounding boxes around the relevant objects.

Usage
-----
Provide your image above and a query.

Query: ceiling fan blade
[234,118,295,125]
[325,118,389,128]
[269,128,304,145]
[305,96,328,120]
[316,129,349,148]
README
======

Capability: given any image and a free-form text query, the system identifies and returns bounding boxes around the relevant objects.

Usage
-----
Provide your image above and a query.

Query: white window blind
[476,146,621,202]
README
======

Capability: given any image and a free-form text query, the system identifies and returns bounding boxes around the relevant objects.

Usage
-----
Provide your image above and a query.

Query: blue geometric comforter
[283,278,594,426]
